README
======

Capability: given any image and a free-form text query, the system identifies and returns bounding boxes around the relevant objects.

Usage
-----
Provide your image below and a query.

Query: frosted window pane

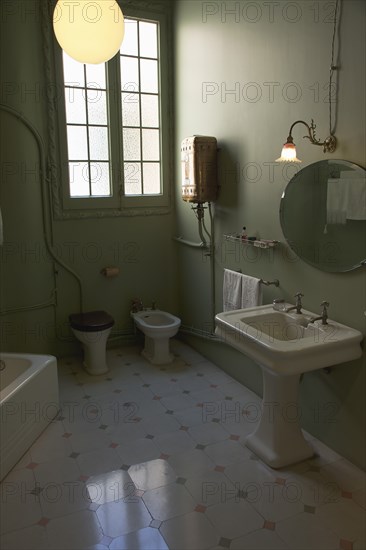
[67,126,88,160]
[121,93,140,127]
[64,88,86,124]
[63,52,84,87]
[90,162,111,196]
[120,19,138,56]
[89,126,109,160]
[143,163,160,194]
[120,57,139,92]
[140,59,158,93]
[69,162,89,196]
[141,94,159,128]
[139,22,158,59]
[142,129,160,161]
[124,163,142,195]
[87,90,107,125]
[123,129,141,161]
[86,63,106,89]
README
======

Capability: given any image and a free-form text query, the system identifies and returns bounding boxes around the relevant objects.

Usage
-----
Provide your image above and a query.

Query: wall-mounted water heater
[181,136,218,203]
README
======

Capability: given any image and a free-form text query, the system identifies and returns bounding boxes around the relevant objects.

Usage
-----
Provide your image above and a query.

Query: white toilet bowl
[69,311,114,375]
[132,310,181,365]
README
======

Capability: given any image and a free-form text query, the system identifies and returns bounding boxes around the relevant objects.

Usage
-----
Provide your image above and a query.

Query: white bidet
[132,309,181,365]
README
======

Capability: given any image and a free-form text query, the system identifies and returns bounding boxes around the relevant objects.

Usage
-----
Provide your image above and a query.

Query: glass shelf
[224,233,280,249]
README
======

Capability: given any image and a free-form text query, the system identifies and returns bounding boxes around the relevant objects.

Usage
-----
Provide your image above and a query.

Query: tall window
[120,20,161,196]
[63,59,110,197]
[59,15,168,212]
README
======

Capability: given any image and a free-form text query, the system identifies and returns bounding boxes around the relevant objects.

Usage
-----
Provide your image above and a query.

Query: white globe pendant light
[53,0,125,65]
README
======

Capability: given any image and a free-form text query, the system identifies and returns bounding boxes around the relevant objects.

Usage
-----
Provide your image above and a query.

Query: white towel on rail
[340,170,366,220]
[326,178,347,225]
[223,269,242,312]
[223,270,263,311]
[241,274,263,309]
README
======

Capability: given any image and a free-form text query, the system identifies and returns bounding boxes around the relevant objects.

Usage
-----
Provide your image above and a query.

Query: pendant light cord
[329,0,341,136]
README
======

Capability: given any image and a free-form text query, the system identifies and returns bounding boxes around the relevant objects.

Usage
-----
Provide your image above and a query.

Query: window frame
[60,59,116,208]
[49,1,172,218]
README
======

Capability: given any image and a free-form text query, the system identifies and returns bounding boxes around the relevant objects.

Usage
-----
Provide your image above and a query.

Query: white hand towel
[326,178,347,225]
[241,274,263,309]
[346,178,366,220]
[339,171,366,220]
[223,269,243,312]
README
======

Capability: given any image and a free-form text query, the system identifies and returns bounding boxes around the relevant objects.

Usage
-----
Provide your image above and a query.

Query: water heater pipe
[208,202,216,331]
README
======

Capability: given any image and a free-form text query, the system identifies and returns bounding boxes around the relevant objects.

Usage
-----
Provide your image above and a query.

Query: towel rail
[227,269,280,287]
[260,279,280,287]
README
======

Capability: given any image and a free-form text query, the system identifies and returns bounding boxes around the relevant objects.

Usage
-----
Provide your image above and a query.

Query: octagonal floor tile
[160,511,220,549]
[128,459,176,491]
[205,499,263,539]
[142,483,196,521]
[96,498,151,538]
[109,527,169,550]
[46,509,103,549]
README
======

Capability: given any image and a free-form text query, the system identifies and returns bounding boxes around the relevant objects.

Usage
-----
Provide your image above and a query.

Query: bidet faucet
[310,301,329,325]
[285,292,304,314]
[131,298,143,313]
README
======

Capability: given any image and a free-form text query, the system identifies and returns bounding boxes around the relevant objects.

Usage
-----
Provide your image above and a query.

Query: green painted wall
[173,0,366,469]
[1,0,365,471]
[0,1,178,357]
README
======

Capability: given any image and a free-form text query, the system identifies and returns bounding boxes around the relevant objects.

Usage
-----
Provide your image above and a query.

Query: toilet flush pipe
[0,103,84,313]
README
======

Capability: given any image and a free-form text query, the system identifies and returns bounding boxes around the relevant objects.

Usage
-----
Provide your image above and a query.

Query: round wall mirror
[280,160,366,272]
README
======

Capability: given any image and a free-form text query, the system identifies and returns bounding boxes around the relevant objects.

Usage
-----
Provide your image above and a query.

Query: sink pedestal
[245,369,314,469]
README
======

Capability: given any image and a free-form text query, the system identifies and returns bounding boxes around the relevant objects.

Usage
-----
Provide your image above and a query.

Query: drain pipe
[0,104,84,313]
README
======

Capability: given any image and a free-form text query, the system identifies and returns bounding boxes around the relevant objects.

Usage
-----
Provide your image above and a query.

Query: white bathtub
[0,353,59,481]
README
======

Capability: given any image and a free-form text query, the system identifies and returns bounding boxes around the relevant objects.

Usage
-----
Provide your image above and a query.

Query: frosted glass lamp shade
[53,0,125,64]
[276,141,302,163]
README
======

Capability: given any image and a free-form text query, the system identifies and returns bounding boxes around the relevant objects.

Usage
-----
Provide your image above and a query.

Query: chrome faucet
[131,298,143,313]
[310,301,329,325]
[285,292,304,314]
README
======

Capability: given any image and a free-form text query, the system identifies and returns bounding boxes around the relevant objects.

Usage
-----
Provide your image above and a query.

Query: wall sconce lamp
[276,119,337,163]
[276,0,341,163]
[53,0,125,65]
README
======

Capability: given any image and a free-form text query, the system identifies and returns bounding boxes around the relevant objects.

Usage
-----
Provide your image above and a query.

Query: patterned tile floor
[1,340,365,549]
